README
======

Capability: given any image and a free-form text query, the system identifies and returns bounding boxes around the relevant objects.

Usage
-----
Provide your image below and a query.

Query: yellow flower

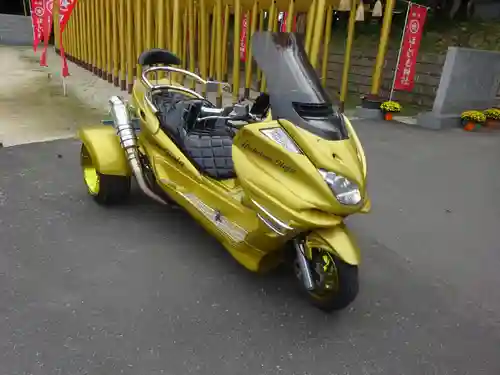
[461,110,486,123]
[380,101,402,113]
[484,108,500,120]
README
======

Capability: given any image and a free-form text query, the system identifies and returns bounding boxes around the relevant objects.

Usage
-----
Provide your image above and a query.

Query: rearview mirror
[205,80,232,94]
[232,103,249,117]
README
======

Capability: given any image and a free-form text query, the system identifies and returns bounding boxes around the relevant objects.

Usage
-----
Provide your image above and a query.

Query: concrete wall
[0,14,33,46]
[325,47,446,108]
[433,47,500,114]
[417,47,500,129]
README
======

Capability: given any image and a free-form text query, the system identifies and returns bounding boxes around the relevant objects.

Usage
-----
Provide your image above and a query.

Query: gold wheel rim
[80,145,100,195]
[310,251,340,300]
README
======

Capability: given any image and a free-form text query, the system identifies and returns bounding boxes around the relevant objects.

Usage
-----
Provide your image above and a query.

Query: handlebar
[197,111,258,125]
[197,103,257,126]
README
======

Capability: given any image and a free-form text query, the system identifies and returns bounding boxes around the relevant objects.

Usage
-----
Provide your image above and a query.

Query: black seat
[138,48,181,66]
[153,93,236,180]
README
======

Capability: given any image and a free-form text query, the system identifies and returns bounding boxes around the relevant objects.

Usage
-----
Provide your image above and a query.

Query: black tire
[293,250,359,312]
[92,173,131,205]
[81,144,131,205]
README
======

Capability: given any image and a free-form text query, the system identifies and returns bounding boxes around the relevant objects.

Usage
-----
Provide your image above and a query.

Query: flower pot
[463,121,481,132]
[383,112,393,121]
[361,95,384,110]
[485,119,500,129]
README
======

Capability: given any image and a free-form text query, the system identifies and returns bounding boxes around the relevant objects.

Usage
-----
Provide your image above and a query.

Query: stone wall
[0,14,33,46]
[325,47,446,108]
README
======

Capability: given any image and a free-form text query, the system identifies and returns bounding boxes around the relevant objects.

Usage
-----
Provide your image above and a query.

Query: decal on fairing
[183,193,247,243]
[164,149,185,167]
[241,141,296,173]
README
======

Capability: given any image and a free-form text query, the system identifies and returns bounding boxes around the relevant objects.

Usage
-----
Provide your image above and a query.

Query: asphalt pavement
[1,122,499,375]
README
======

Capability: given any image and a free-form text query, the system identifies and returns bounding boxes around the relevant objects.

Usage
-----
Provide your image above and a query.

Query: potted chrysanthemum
[380,101,402,121]
[460,110,486,132]
[483,108,500,129]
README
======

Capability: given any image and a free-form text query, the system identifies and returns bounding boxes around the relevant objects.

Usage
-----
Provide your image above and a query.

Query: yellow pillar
[285,0,295,32]
[182,8,188,70]
[99,0,107,78]
[309,0,326,68]
[370,0,396,96]
[146,0,153,50]
[53,0,60,50]
[221,4,230,81]
[304,0,316,55]
[166,0,172,49]
[158,0,165,49]
[135,0,143,79]
[105,0,112,81]
[321,6,333,87]
[199,0,208,82]
[256,9,264,85]
[188,0,196,89]
[244,1,258,98]
[214,0,223,105]
[79,1,87,67]
[111,0,119,86]
[260,1,276,94]
[339,0,357,112]
[172,0,181,81]
[90,0,98,74]
[126,0,134,92]
[209,7,216,79]
[118,0,127,90]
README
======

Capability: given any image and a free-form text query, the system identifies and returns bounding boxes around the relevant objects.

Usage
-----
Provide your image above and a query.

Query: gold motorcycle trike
[78,32,370,312]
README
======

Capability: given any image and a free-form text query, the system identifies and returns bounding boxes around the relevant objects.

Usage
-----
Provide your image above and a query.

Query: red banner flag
[59,0,77,32]
[240,13,249,62]
[30,0,45,52]
[58,0,78,77]
[39,0,53,67]
[280,12,297,32]
[393,3,427,92]
[36,0,77,76]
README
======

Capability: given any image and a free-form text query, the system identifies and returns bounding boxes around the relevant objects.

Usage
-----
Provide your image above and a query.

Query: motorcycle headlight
[319,169,361,205]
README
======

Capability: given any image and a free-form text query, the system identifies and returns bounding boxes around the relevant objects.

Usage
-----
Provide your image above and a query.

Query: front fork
[293,223,361,291]
[294,238,315,291]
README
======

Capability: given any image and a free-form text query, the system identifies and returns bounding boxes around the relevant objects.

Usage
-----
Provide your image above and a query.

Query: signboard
[393,3,428,92]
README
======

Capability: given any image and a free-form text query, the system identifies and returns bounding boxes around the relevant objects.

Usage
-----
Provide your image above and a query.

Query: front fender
[306,224,361,265]
[78,125,131,176]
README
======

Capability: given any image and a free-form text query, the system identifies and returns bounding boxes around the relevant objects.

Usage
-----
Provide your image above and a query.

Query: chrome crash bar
[141,66,205,113]
[140,66,231,114]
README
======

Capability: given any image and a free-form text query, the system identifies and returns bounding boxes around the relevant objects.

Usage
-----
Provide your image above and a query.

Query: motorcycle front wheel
[293,248,359,312]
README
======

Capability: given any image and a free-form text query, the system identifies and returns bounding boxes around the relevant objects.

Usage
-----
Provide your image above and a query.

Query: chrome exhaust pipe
[294,239,315,291]
[109,96,167,205]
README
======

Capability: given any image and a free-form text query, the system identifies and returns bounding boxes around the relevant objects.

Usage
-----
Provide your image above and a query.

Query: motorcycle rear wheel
[293,249,359,312]
[80,144,131,205]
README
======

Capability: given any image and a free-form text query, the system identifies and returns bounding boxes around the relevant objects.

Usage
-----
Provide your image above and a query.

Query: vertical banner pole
[389,1,411,101]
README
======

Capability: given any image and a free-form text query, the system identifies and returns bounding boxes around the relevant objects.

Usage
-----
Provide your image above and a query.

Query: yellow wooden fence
[55,0,396,109]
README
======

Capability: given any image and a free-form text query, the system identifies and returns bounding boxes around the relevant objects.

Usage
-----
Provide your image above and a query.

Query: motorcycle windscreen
[251,32,348,141]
